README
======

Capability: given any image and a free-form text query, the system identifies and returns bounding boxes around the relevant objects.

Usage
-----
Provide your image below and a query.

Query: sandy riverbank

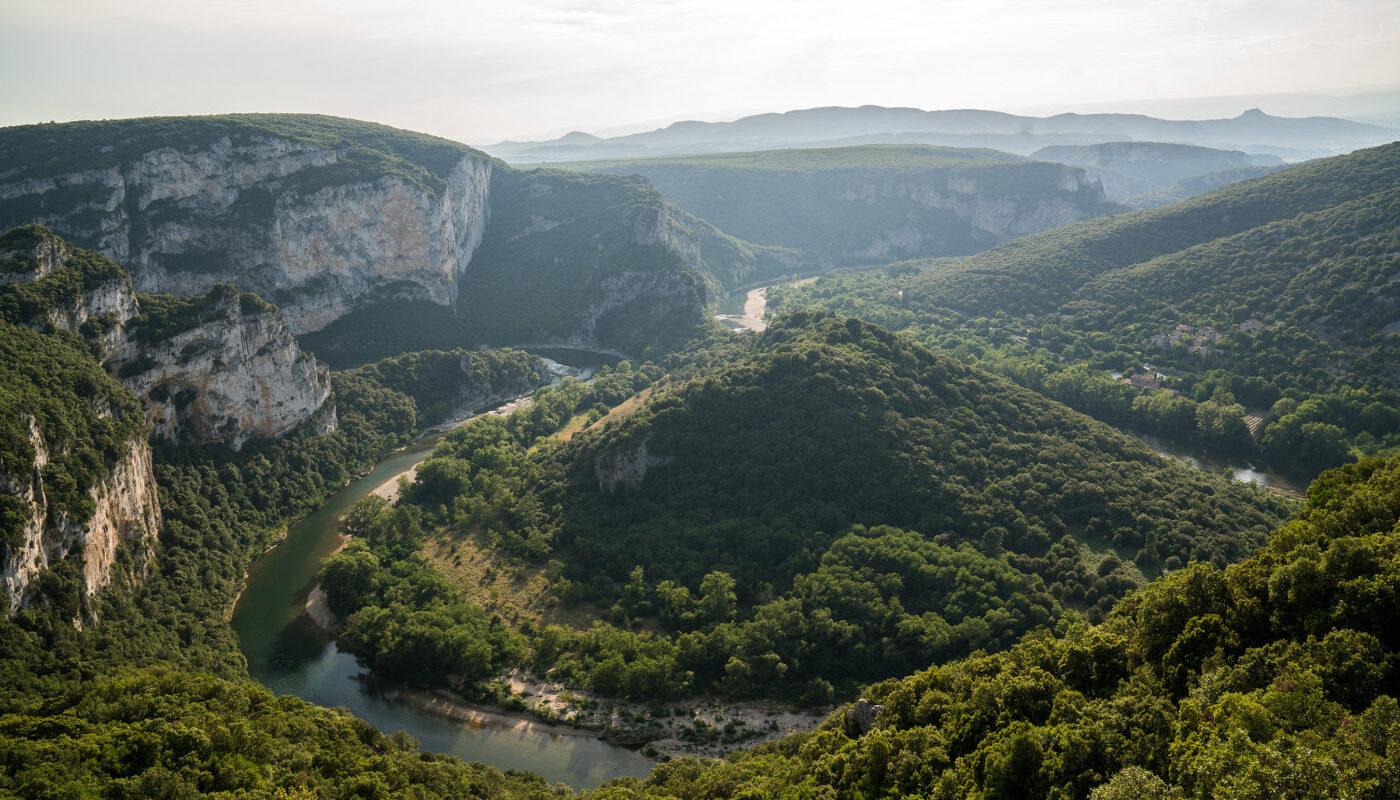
[498,670,831,760]
[716,287,768,332]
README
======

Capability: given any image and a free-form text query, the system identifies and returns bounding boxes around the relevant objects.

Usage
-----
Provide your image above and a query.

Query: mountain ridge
[485,105,1398,163]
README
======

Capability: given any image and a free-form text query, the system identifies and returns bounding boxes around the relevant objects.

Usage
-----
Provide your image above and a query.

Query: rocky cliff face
[1,128,493,333]
[2,228,336,451]
[567,150,1118,267]
[825,168,1113,261]
[1,416,160,615]
[110,289,336,449]
[640,200,826,289]
[1,115,824,357]
[595,436,671,491]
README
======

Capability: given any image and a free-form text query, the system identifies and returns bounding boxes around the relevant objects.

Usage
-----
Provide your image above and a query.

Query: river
[230,352,654,790]
[1128,431,1306,494]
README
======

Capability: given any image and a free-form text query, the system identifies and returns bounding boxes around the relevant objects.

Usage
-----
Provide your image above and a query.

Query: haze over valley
[2,1,1400,797]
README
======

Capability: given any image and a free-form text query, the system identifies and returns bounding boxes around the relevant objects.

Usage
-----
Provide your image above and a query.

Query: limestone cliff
[0,115,830,358]
[835,168,1108,261]
[2,227,336,451]
[0,117,493,334]
[111,287,336,449]
[1,415,160,616]
[562,145,1121,267]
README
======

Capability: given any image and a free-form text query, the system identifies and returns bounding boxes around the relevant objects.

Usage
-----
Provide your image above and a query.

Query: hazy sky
[3,0,1398,143]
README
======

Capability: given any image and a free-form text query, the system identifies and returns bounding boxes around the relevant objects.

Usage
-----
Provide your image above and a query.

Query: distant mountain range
[484,106,1398,164]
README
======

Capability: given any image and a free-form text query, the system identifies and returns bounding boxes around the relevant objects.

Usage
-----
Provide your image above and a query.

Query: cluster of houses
[1145,323,1225,354]
[1146,319,1276,352]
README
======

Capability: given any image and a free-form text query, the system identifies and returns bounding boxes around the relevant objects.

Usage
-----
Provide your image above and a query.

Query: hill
[484,105,1398,163]
[323,313,1291,707]
[1068,187,1400,353]
[591,454,1400,799]
[557,145,1119,267]
[906,140,1400,320]
[1030,141,1283,203]
[764,141,1400,481]
[0,114,816,361]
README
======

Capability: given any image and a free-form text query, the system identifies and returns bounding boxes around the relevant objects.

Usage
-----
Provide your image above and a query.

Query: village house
[1122,373,1161,390]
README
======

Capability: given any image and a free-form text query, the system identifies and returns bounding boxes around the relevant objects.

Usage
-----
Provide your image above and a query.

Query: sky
[2,0,1398,144]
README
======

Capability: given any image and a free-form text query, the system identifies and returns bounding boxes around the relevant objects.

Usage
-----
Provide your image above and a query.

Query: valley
[1,102,1398,800]
[230,386,657,787]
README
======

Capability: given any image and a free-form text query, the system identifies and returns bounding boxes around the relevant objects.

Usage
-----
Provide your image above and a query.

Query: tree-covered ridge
[0,668,571,800]
[534,313,1288,584]
[557,144,1118,267]
[320,314,1291,705]
[1067,186,1400,352]
[0,113,492,199]
[907,140,1400,316]
[587,456,1400,800]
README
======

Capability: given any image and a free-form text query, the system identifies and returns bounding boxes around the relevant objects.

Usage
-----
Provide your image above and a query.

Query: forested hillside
[908,140,1400,317]
[768,141,1400,480]
[586,455,1400,799]
[321,313,1290,708]
[560,145,1118,267]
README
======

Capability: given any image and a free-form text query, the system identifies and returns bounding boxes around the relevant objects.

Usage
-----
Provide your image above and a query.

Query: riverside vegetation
[319,313,1290,714]
[0,119,1398,799]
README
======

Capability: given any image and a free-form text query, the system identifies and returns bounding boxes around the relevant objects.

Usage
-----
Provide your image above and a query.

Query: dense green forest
[586,455,1400,799]
[0,668,575,799]
[765,144,1400,477]
[907,140,1400,317]
[560,144,1118,266]
[321,313,1291,706]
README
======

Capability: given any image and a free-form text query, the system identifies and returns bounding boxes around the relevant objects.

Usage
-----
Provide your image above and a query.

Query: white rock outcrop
[1,416,161,615]
[6,231,337,451]
[107,290,336,450]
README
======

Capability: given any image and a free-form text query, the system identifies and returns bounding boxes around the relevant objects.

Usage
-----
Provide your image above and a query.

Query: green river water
[230,352,653,790]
